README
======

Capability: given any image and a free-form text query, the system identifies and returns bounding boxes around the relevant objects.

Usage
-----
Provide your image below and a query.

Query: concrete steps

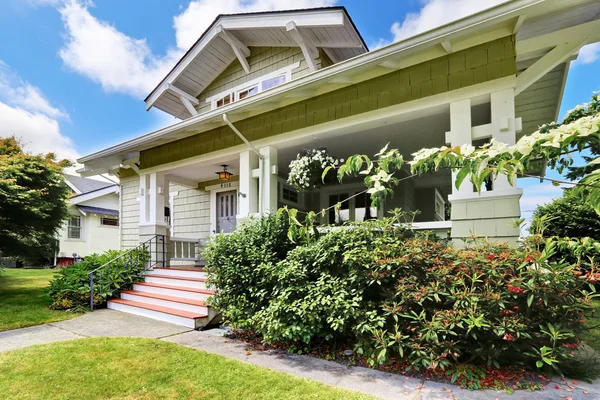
[107,266,217,329]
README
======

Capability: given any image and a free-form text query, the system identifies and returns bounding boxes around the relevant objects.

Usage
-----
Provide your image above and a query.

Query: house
[56,175,120,265]
[77,2,600,327]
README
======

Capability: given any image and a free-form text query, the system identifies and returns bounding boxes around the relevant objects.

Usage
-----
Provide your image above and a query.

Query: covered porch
[138,85,523,254]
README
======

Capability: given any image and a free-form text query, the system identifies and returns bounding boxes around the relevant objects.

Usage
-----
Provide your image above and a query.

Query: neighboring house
[75,1,600,327]
[56,175,120,264]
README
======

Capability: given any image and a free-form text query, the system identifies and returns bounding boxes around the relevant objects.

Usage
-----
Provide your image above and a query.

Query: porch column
[259,146,278,213]
[491,88,517,190]
[238,150,259,220]
[449,99,474,195]
[447,94,522,248]
[139,172,171,267]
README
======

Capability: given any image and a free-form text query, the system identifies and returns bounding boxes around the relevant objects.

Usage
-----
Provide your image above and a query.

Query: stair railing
[88,235,166,310]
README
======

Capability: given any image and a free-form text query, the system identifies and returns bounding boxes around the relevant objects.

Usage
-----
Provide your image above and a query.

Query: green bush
[48,249,149,311]
[204,213,295,326]
[530,189,600,239]
[205,214,596,373]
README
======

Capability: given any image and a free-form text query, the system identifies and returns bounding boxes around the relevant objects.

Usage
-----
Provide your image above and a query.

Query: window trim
[100,217,119,227]
[206,62,300,110]
[67,215,83,240]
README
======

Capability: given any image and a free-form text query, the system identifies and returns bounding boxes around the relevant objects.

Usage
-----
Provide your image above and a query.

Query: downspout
[222,114,266,215]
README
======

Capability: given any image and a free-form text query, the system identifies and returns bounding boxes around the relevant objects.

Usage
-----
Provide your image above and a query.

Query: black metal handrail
[88,235,166,310]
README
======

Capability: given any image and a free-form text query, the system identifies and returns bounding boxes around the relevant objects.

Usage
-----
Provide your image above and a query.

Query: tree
[530,189,600,238]
[0,137,72,263]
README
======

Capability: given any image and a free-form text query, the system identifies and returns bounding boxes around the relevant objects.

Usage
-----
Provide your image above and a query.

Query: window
[68,216,81,239]
[237,85,258,100]
[328,193,350,225]
[354,192,377,222]
[216,93,232,108]
[282,187,299,204]
[261,75,286,91]
[207,62,299,110]
[101,217,119,227]
[434,189,445,221]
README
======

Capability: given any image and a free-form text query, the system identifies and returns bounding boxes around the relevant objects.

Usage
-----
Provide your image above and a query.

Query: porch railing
[88,235,166,310]
[171,237,199,261]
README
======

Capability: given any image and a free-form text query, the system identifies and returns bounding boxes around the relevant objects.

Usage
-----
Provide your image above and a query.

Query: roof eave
[80,0,545,165]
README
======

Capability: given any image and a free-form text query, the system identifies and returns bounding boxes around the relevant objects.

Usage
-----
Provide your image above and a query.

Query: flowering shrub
[288,148,341,190]
[205,213,597,373]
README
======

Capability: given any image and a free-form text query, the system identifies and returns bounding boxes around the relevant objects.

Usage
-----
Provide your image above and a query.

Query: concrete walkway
[1,310,599,400]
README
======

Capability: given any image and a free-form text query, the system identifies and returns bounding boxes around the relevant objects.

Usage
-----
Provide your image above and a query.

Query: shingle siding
[119,173,140,249]
[170,184,211,239]
[140,36,516,169]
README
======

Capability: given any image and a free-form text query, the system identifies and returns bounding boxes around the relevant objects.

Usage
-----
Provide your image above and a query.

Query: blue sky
[0,0,599,218]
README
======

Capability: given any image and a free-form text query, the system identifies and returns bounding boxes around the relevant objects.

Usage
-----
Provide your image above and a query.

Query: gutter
[78,0,543,165]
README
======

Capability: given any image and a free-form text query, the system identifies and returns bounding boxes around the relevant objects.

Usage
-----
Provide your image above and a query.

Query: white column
[139,172,170,267]
[238,150,259,218]
[449,99,473,195]
[259,146,278,213]
[139,174,149,224]
[491,88,517,190]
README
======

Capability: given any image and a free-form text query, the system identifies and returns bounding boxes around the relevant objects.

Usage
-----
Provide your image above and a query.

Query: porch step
[151,267,208,279]
[144,273,208,289]
[107,298,208,329]
[133,282,214,301]
[120,290,209,314]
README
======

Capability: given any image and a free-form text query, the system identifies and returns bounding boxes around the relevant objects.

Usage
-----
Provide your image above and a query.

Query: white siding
[120,175,140,249]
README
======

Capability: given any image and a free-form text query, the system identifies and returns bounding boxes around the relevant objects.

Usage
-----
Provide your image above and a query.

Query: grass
[0,268,77,331]
[0,338,374,400]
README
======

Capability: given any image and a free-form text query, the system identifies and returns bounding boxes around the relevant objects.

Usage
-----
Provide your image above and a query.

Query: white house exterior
[74,3,600,326]
[56,175,120,264]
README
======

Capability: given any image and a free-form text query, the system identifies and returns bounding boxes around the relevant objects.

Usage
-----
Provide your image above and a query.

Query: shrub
[204,213,295,327]
[48,249,149,311]
[530,189,600,239]
[206,213,596,373]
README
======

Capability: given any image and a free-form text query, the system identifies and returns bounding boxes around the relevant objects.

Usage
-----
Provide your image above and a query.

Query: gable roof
[145,7,367,119]
[78,0,600,174]
[64,174,115,195]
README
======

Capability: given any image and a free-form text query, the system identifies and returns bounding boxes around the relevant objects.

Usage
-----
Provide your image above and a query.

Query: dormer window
[216,94,232,108]
[208,62,299,110]
[238,85,259,100]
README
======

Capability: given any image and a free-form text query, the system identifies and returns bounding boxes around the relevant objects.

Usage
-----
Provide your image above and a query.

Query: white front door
[216,190,237,233]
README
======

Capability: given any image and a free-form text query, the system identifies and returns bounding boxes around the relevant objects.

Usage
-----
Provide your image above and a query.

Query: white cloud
[574,42,600,65]
[57,0,181,98]
[374,0,507,47]
[173,0,337,51]
[53,0,336,99]
[0,103,80,163]
[0,61,79,164]
[0,61,69,119]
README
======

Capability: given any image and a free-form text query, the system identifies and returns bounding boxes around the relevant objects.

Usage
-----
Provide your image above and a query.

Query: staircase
[107,266,218,329]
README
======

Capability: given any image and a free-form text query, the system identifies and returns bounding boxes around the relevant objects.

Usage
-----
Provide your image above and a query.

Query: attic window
[262,75,286,91]
[238,85,258,100]
[207,62,300,110]
[216,94,232,108]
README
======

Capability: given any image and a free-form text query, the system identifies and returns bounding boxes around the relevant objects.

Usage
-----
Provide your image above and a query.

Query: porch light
[216,164,233,181]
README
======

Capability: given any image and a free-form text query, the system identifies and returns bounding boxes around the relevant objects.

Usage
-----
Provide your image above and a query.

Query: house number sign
[220,182,232,188]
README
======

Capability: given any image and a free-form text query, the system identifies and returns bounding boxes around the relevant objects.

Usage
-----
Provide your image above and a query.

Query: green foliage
[530,190,600,239]
[206,212,596,373]
[0,136,72,263]
[203,213,296,326]
[48,249,149,311]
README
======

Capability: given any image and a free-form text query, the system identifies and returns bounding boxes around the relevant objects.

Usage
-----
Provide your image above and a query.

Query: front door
[216,190,237,233]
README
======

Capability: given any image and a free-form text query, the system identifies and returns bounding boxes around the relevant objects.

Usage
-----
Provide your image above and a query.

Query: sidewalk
[1,309,599,400]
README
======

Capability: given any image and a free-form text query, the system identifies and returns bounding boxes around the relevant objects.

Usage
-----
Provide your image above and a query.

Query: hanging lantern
[216,164,233,181]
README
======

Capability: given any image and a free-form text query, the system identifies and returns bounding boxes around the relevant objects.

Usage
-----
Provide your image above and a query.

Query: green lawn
[0,338,374,400]
[0,268,77,331]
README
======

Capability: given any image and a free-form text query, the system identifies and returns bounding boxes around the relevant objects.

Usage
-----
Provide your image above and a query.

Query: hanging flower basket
[287,148,342,191]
